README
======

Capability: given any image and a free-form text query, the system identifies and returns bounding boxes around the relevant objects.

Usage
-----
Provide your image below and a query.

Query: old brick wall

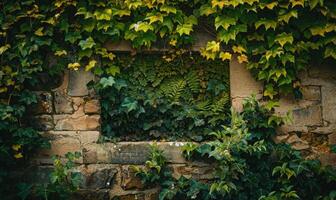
[29,56,336,199]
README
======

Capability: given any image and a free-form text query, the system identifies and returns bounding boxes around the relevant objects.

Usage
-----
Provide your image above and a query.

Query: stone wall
[30,56,336,199]
[230,59,336,165]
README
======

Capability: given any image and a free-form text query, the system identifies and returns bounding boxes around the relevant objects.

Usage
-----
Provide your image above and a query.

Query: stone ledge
[83,142,191,165]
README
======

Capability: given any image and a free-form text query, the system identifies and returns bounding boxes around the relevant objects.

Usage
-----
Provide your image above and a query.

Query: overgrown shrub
[135,97,336,200]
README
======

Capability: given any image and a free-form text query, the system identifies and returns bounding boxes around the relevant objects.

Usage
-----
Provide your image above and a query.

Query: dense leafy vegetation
[93,53,230,140]
[1,0,336,199]
[134,97,336,200]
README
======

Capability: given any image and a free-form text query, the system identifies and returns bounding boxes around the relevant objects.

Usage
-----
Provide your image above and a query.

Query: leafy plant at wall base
[136,97,336,200]
[18,152,82,200]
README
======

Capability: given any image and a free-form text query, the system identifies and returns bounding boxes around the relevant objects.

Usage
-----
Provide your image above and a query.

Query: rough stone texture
[84,99,100,114]
[230,55,263,112]
[54,90,74,114]
[78,164,118,189]
[54,115,100,131]
[29,92,53,114]
[68,68,95,97]
[328,133,336,145]
[171,164,214,180]
[40,131,81,157]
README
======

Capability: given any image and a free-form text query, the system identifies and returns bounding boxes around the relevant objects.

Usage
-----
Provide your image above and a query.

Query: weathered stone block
[83,143,113,164]
[84,99,100,114]
[328,133,336,145]
[68,68,95,97]
[54,90,74,114]
[292,105,323,127]
[171,164,214,180]
[301,85,321,101]
[322,86,336,124]
[80,131,100,145]
[230,56,263,99]
[41,135,81,157]
[79,164,118,189]
[319,153,336,166]
[54,115,100,131]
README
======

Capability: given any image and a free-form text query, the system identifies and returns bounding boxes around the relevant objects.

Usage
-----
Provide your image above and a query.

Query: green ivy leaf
[275,33,294,47]
[215,16,236,30]
[78,37,96,50]
[100,77,115,88]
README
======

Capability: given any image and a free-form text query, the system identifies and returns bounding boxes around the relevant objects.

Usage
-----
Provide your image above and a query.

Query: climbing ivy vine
[0,0,336,198]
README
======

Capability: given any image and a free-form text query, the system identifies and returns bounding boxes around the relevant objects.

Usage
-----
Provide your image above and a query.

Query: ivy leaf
[85,60,97,71]
[160,5,177,14]
[290,0,305,7]
[275,33,294,47]
[176,24,193,36]
[106,65,120,76]
[237,54,248,63]
[264,84,278,99]
[121,97,138,113]
[324,46,336,59]
[218,29,236,44]
[76,7,93,19]
[131,22,154,32]
[206,41,220,53]
[219,52,232,61]
[68,62,80,70]
[100,77,115,88]
[211,0,226,9]
[34,27,44,36]
[199,4,216,16]
[0,44,10,55]
[278,10,298,23]
[112,8,131,17]
[146,13,164,24]
[215,16,236,30]
[94,8,112,20]
[54,50,67,56]
[65,32,81,44]
[255,19,277,30]
[79,37,96,50]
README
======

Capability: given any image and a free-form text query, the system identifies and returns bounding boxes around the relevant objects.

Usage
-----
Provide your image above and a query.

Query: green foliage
[136,97,336,200]
[17,152,81,200]
[93,53,230,140]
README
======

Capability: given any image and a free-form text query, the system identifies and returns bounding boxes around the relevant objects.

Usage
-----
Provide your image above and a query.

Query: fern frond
[211,93,230,113]
[186,71,200,93]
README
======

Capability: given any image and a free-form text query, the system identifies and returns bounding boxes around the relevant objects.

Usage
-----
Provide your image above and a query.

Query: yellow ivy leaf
[255,19,277,30]
[275,33,294,47]
[131,22,154,32]
[0,87,8,93]
[12,144,22,151]
[237,54,248,63]
[290,0,305,7]
[85,60,97,71]
[278,10,298,23]
[232,45,246,54]
[211,0,226,9]
[14,153,23,159]
[219,52,232,61]
[146,13,164,24]
[68,62,80,70]
[0,44,10,55]
[160,5,177,14]
[265,2,278,9]
[54,50,67,56]
[200,48,217,60]
[169,39,177,46]
[206,41,220,53]
[34,27,44,36]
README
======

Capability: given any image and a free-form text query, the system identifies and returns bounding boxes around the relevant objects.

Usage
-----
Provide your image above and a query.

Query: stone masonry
[30,51,336,199]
